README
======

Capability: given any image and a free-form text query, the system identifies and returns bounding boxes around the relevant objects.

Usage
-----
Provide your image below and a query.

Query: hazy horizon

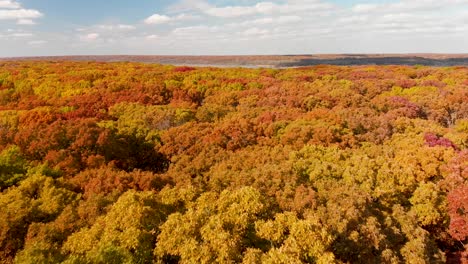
[3,53,468,59]
[1,0,468,57]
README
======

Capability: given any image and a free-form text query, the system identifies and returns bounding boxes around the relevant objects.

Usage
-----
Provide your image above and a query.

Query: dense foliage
[0,61,467,263]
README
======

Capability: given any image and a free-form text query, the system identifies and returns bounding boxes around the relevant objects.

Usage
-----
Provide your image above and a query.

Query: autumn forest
[0,61,467,263]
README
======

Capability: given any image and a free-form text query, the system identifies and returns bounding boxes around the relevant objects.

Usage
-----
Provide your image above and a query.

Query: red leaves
[424,132,459,150]
[448,184,468,241]
[395,78,417,89]
[70,166,172,198]
[173,66,196,73]
[385,96,425,119]
[1,61,468,262]
[444,151,468,244]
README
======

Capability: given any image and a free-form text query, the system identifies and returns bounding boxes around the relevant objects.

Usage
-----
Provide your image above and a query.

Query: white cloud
[166,0,211,13]
[277,15,302,23]
[11,32,33,37]
[17,18,35,25]
[28,40,47,45]
[86,33,99,40]
[339,0,468,39]
[97,24,136,31]
[74,23,141,45]
[172,25,220,36]
[0,29,35,39]
[0,1,43,25]
[205,2,276,18]
[81,33,99,41]
[352,0,468,14]
[242,27,269,36]
[0,0,20,9]
[182,0,333,18]
[228,15,302,28]
[352,4,378,13]
[174,13,200,21]
[0,9,43,20]
[245,17,274,25]
[77,24,136,33]
[126,0,465,54]
[337,15,369,24]
[3,0,468,56]
[145,14,171,24]
[146,34,159,40]
[144,13,197,24]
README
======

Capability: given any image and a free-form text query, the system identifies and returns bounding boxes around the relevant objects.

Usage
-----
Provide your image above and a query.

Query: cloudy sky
[1,0,468,56]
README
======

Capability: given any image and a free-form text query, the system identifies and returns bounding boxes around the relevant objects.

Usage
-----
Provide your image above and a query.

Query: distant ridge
[2,54,468,68]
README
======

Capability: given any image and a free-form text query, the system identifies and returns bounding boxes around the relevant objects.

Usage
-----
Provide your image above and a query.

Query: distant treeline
[2,54,468,68]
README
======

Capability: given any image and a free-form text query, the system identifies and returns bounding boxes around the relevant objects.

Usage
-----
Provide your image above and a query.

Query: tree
[155,187,267,263]
[0,174,77,262]
[0,145,29,190]
[62,190,163,263]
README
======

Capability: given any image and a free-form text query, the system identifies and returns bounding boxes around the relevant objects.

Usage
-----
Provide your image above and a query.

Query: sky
[0,0,468,56]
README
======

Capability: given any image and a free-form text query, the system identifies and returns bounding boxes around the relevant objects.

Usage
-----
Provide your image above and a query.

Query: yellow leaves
[386,85,438,100]
[164,79,182,90]
[391,204,446,264]
[102,102,195,146]
[291,145,346,183]
[0,174,78,261]
[0,62,467,262]
[409,182,448,227]
[456,119,468,133]
[155,187,266,263]
[62,190,160,263]
[60,87,88,98]
[369,131,456,203]
[0,145,29,189]
[196,103,234,123]
[0,110,21,130]
[451,119,468,148]
[358,217,386,250]
[260,248,303,264]
[14,241,64,264]
[13,174,77,218]
[255,213,296,244]
[254,212,336,263]
[400,236,446,264]
[158,185,199,208]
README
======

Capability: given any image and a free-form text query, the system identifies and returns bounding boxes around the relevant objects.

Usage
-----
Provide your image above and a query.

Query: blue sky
[1,0,467,56]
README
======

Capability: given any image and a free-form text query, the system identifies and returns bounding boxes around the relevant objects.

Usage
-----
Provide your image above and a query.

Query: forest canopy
[0,61,467,263]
